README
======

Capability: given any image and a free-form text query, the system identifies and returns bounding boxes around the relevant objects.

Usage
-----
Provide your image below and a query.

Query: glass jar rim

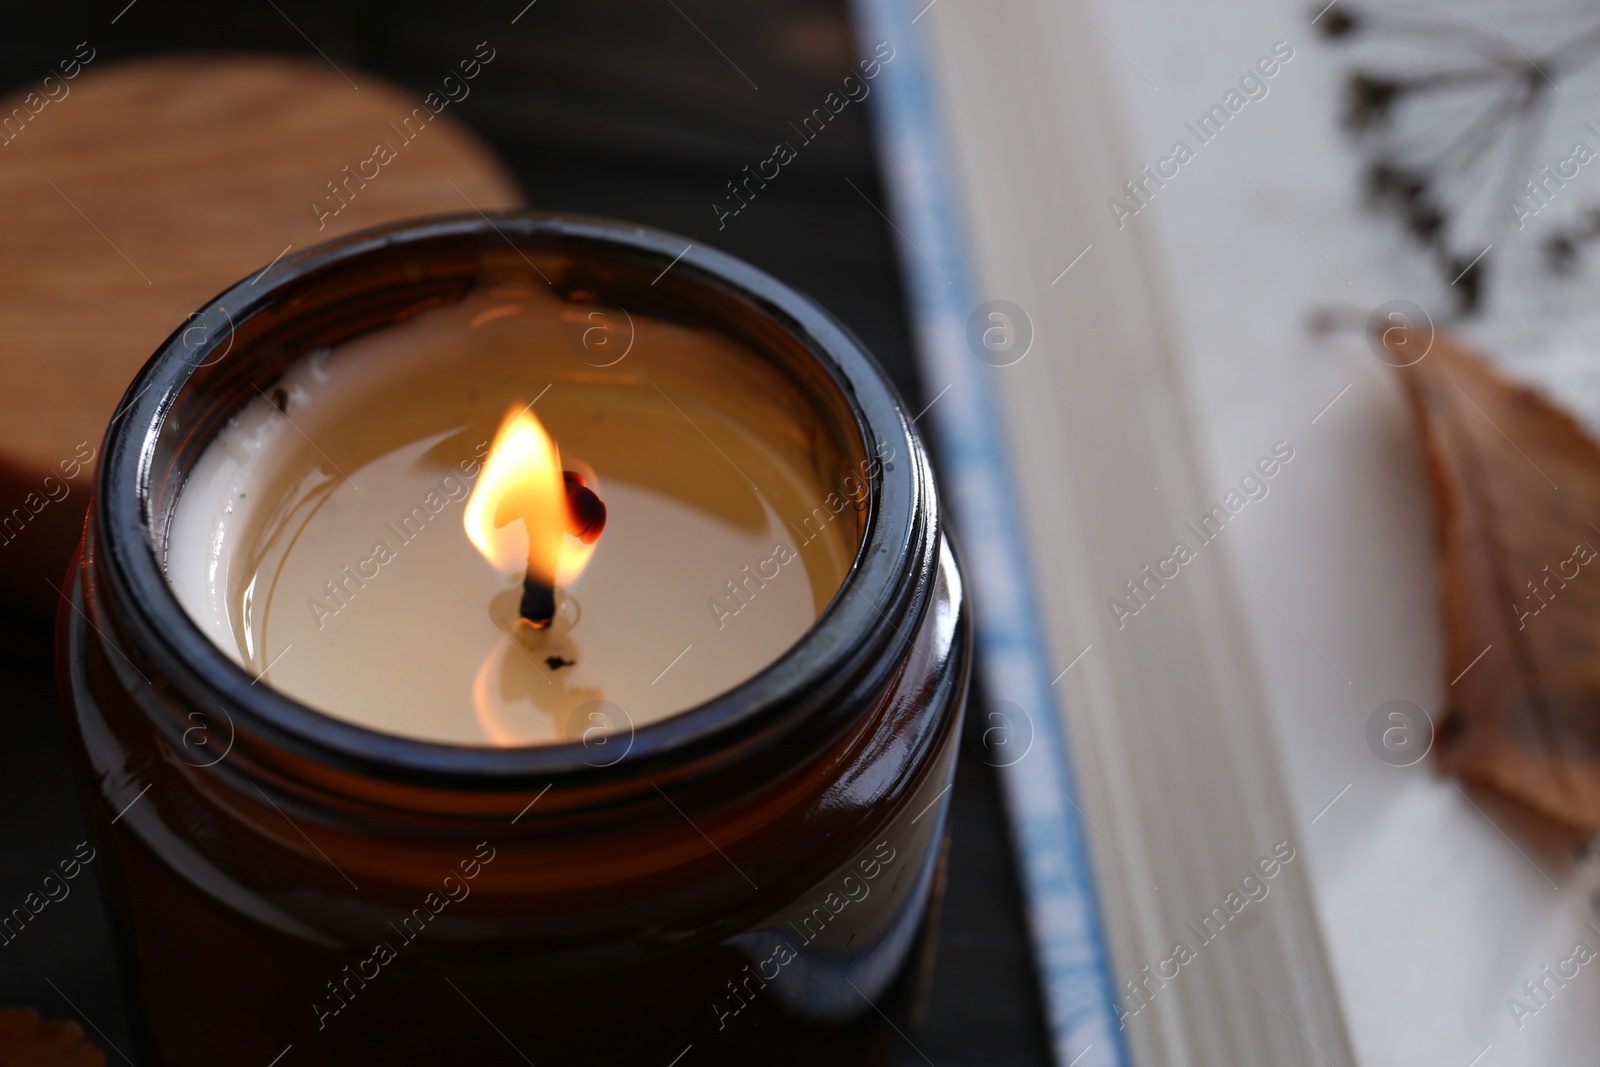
[93,212,936,790]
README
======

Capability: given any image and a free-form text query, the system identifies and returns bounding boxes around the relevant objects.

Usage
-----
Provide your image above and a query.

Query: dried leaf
[1398,330,1600,830]
[0,1008,105,1067]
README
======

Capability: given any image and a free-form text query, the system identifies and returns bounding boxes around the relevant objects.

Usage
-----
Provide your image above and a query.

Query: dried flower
[1315,7,1359,39]
[1343,73,1404,131]
[1406,201,1445,243]
[1545,233,1578,274]
[1316,2,1600,309]
[1364,161,1427,209]
[1444,252,1486,312]
[1542,209,1600,274]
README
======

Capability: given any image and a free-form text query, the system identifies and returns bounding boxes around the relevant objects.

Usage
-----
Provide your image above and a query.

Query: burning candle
[59,215,969,1066]
[165,283,860,746]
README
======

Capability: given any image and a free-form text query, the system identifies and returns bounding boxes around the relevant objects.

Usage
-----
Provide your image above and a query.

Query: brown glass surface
[62,541,964,1065]
[58,210,969,1065]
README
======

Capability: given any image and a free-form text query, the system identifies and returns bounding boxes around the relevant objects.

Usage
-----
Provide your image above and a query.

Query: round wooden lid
[0,54,522,607]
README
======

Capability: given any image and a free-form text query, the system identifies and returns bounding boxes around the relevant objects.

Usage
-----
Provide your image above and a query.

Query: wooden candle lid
[0,54,522,610]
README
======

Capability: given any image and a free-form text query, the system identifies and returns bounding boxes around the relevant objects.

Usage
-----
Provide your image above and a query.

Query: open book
[856,0,1600,1063]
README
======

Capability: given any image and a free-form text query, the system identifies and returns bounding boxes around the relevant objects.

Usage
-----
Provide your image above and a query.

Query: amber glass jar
[56,214,969,1066]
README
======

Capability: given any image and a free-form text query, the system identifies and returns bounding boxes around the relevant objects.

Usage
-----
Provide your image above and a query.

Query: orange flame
[464,406,599,587]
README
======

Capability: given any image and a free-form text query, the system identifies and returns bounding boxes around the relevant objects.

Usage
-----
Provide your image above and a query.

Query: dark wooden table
[0,2,1053,1062]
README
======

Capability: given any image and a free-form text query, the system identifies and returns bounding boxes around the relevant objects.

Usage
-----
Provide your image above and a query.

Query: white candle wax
[166,284,861,745]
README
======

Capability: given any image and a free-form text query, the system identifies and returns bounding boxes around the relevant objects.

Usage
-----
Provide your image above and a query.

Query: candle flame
[464,406,594,585]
